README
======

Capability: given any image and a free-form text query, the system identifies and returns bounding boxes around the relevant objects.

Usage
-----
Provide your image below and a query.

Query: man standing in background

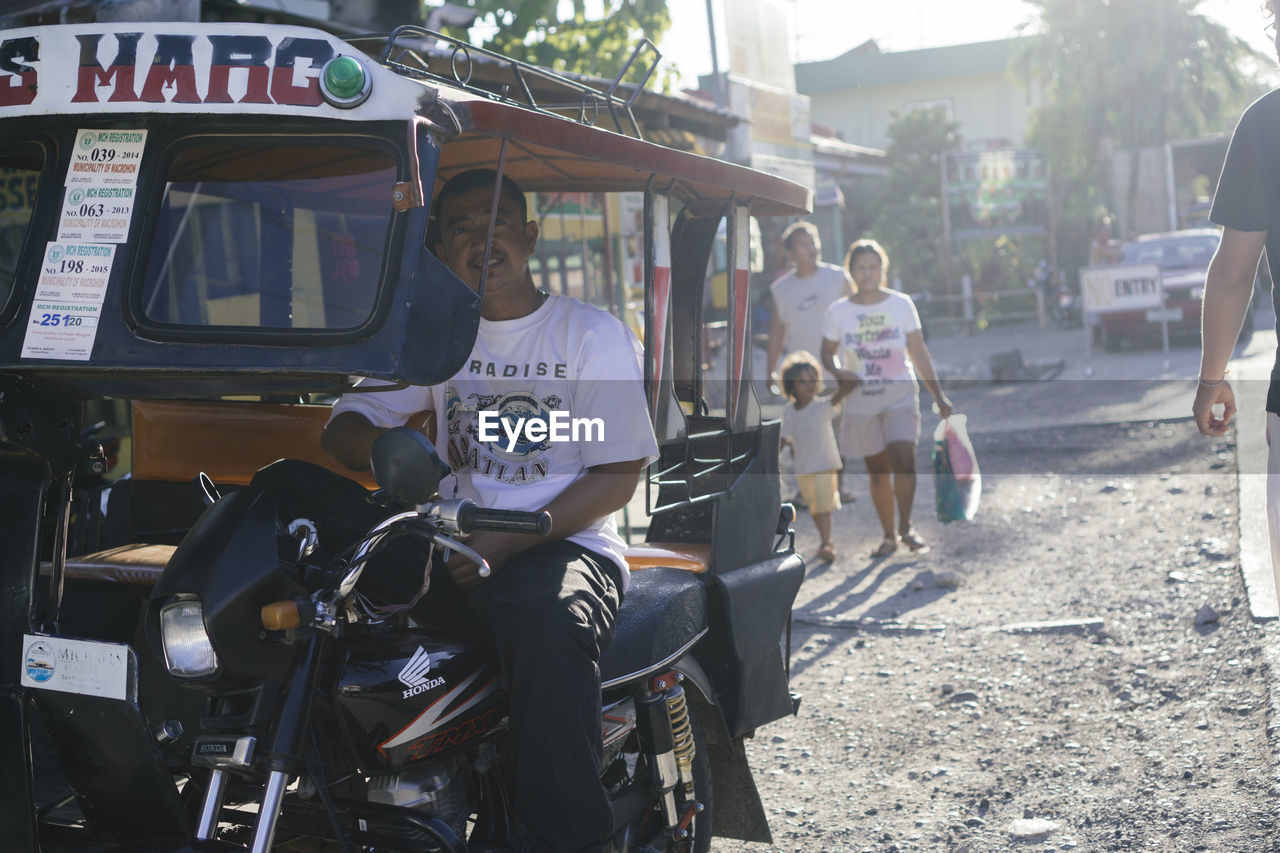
[767,221,854,502]
[767,221,850,386]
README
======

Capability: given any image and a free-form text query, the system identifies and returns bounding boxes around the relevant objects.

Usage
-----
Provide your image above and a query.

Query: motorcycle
[1052,284,1082,328]
[81,427,744,852]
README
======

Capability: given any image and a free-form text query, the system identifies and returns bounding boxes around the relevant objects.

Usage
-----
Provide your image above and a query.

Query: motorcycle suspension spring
[665,684,696,794]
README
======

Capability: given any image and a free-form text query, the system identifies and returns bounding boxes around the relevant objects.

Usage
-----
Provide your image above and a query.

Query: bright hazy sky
[659,0,1278,87]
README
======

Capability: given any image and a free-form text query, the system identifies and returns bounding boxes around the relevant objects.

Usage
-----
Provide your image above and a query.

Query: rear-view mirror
[369,427,449,504]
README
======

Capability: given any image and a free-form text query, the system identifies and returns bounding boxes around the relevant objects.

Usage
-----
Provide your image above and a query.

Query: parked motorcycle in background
[1052,282,1082,328]
[1031,260,1081,328]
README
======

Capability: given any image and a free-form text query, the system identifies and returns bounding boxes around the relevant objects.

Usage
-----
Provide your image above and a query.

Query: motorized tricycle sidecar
[0,12,813,851]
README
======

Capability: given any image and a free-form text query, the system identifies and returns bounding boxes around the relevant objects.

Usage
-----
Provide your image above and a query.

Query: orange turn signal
[261,600,302,631]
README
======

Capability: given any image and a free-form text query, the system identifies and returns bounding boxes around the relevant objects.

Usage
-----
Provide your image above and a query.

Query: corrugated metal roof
[795,37,1028,93]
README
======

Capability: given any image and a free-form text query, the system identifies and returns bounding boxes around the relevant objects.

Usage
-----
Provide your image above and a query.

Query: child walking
[779,350,850,563]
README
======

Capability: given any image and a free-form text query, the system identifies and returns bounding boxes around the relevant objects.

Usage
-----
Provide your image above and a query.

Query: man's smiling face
[434,184,539,305]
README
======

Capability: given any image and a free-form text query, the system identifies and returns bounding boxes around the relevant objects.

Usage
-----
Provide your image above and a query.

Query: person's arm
[766,296,786,382]
[322,411,385,472]
[829,380,852,407]
[905,330,953,420]
[820,337,859,388]
[1194,227,1266,436]
[322,409,436,472]
[447,458,646,587]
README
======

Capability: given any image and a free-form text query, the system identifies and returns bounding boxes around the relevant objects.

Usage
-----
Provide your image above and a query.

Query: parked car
[1091,228,1254,350]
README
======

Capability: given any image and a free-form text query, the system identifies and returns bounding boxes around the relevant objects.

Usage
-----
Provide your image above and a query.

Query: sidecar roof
[436,92,810,217]
[0,21,810,399]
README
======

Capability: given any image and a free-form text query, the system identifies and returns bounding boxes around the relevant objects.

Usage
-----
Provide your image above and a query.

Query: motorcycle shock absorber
[664,681,696,798]
[637,671,698,835]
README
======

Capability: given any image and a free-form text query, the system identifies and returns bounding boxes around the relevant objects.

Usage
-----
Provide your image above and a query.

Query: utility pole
[705,0,724,107]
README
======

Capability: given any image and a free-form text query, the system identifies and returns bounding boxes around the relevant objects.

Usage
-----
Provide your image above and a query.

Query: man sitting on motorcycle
[257,169,658,852]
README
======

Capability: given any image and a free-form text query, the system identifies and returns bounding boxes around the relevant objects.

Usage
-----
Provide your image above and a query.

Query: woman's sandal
[900,530,931,554]
[870,537,898,558]
[817,543,837,563]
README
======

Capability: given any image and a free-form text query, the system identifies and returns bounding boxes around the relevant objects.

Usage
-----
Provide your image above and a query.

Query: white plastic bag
[932,414,981,523]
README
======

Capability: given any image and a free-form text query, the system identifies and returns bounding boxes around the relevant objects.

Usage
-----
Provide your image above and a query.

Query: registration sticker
[20,634,134,701]
[66,129,146,188]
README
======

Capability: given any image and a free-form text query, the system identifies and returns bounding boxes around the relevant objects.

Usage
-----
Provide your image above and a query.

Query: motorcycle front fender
[677,654,773,844]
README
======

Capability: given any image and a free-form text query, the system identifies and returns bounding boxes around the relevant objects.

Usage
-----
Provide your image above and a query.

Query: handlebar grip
[457,503,553,536]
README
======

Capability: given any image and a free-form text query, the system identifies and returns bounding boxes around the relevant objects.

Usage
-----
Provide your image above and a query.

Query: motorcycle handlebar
[334,502,550,599]
[456,503,552,536]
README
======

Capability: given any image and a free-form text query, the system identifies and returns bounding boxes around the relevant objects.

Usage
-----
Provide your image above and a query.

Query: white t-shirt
[329,293,659,589]
[780,397,843,475]
[821,290,921,415]
[770,262,849,367]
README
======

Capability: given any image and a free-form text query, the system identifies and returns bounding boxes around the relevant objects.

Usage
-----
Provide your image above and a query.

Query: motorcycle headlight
[159,599,219,678]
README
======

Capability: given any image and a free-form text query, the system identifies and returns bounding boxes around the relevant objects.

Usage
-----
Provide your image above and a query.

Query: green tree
[868,107,962,294]
[1015,0,1269,258]
[448,0,671,84]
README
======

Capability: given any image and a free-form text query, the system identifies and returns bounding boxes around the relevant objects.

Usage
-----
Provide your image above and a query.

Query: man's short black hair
[781,220,819,252]
[434,168,528,223]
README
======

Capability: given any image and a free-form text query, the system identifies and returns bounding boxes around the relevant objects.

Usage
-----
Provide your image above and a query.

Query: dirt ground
[713,418,1279,852]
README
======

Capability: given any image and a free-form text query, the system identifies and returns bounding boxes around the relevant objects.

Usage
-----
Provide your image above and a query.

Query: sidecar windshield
[138,139,398,332]
[0,141,45,319]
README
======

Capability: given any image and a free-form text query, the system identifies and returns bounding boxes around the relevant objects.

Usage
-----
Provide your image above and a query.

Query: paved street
[712,415,1276,851]
[665,310,1280,851]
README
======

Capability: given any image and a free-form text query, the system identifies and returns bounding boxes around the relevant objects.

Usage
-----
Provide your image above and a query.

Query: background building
[795,37,1043,153]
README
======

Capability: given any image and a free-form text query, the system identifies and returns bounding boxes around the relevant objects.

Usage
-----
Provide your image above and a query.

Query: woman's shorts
[839,398,921,459]
[796,470,840,514]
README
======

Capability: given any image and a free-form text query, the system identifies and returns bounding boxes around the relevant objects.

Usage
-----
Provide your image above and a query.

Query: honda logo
[398,646,446,699]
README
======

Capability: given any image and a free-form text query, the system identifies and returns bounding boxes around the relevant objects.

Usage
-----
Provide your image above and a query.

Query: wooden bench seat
[621,542,710,573]
[132,399,375,488]
[68,398,708,586]
[41,544,175,587]
[49,541,708,588]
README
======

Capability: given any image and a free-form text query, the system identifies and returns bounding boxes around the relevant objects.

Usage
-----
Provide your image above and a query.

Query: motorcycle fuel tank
[336,629,505,769]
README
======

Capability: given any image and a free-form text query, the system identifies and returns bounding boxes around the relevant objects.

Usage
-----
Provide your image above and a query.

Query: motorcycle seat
[599,566,706,686]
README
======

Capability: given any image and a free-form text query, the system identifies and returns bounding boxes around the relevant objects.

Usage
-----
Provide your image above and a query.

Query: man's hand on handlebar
[447,531,517,587]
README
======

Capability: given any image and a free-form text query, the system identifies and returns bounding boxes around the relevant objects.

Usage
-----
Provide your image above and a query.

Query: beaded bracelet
[1198,371,1230,388]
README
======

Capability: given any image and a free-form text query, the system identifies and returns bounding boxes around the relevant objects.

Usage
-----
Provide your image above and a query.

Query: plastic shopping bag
[932,414,981,523]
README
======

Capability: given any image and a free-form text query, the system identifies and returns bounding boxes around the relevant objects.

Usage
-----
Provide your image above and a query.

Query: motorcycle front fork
[193,767,290,851]
[195,768,227,840]
[194,636,325,849]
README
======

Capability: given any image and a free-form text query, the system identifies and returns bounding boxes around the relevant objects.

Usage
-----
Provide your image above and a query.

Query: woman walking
[820,239,954,558]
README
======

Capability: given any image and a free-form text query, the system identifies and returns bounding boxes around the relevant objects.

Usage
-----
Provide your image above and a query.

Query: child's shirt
[781,397,843,474]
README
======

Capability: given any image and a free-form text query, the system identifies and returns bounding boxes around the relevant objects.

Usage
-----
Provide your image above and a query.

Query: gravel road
[713,417,1278,852]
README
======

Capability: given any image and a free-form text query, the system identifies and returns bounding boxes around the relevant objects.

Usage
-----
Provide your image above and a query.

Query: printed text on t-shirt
[468,359,568,378]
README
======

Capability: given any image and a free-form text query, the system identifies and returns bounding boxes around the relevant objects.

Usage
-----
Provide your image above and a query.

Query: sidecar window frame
[0,137,53,330]
[129,132,407,343]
